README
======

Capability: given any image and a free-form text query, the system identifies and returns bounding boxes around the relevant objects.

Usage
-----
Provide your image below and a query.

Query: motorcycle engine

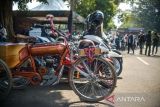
[34,55,60,86]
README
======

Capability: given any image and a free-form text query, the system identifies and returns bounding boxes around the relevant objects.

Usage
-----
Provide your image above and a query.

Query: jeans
[145,43,151,56]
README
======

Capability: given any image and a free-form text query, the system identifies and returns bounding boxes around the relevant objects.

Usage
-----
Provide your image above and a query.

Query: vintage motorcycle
[0,37,117,101]
[83,10,123,76]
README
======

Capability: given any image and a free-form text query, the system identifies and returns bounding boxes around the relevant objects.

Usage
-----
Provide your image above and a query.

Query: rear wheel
[0,59,12,101]
[70,57,116,102]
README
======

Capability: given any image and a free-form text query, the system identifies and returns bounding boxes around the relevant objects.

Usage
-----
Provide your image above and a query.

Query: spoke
[102,63,108,72]
[0,81,8,90]
[82,60,92,75]
[76,83,88,91]
[94,82,103,96]
[98,83,107,96]
[94,59,98,73]
[97,82,108,96]
[80,82,91,96]
[74,66,89,78]
[91,82,98,97]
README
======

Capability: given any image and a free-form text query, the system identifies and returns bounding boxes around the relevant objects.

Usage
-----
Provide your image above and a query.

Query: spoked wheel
[70,57,117,102]
[0,59,12,101]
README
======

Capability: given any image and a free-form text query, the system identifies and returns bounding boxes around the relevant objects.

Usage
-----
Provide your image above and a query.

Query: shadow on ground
[1,82,113,107]
[67,101,114,107]
[1,82,71,107]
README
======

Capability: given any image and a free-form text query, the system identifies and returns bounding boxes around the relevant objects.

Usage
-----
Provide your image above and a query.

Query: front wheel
[0,59,12,101]
[70,57,117,102]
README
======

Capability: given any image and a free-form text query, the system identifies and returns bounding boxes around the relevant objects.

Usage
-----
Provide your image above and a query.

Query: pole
[68,0,74,34]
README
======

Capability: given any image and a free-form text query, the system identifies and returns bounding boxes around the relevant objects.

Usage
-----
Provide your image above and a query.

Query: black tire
[70,57,117,102]
[0,59,12,101]
[112,57,123,76]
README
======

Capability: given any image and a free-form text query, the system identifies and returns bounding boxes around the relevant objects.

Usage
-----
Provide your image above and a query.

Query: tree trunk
[0,0,15,41]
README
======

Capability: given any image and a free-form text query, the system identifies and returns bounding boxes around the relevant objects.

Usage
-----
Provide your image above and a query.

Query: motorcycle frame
[12,42,72,85]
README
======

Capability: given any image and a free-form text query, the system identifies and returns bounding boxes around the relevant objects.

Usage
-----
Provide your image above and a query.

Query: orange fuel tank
[30,43,66,56]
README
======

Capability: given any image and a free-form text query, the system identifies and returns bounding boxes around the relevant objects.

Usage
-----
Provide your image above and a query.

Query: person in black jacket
[152,32,159,55]
[127,33,134,54]
[145,31,152,56]
[138,32,145,54]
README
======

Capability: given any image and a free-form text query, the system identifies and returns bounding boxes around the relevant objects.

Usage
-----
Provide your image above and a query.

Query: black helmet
[87,10,104,27]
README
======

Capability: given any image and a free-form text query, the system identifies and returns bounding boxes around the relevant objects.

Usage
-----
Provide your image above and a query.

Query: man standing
[145,31,152,56]
[115,36,120,50]
[127,33,134,54]
[138,32,145,54]
[152,32,159,55]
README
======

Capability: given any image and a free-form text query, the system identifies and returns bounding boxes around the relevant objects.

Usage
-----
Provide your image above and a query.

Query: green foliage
[119,11,140,28]
[125,0,160,32]
[75,0,118,29]
[107,20,116,30]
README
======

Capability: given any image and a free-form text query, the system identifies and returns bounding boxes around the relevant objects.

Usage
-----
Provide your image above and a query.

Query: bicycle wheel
[70,57,117,102]
[0,59,12,101]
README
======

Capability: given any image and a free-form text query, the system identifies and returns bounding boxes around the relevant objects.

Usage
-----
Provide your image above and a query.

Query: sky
[114,3,132,28]
[118,3,131,11]
[13,1,41,10]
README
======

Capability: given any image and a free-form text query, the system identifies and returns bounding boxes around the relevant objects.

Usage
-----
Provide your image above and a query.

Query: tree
[124,0,160,31]
[134,0,160,32]
[0,0,15,41]
[75,0,118,29]
[0,0,47,41]
[119,11,141,28]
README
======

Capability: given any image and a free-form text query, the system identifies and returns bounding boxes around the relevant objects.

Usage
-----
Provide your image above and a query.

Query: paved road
[1,48,160,107]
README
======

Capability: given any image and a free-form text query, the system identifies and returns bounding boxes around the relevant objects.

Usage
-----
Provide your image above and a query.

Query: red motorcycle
[0,37,116,101]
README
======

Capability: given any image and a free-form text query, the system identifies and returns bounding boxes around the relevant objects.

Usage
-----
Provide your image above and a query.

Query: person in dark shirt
[152,32,159,55]
[145,31,152,56]
[127,33,134,54]
[138,32,145,54]
[115,36,120,50]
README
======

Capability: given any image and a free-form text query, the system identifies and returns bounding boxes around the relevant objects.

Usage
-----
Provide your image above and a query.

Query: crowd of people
[114,31,159,56]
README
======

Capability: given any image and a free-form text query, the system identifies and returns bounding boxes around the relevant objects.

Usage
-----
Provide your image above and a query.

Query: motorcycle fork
[52,48,70,85]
